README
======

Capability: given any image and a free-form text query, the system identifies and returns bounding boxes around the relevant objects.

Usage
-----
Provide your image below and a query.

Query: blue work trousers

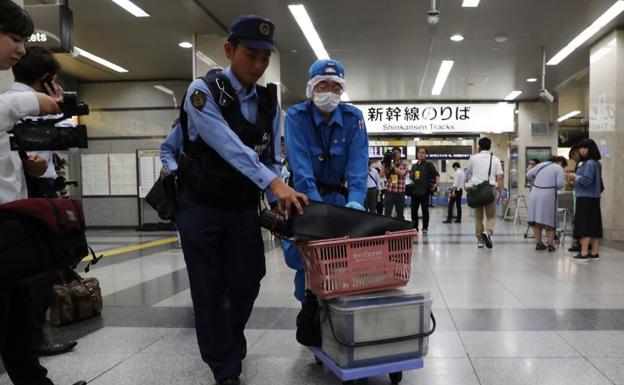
[282,192,346,302]
[176,193,265,381]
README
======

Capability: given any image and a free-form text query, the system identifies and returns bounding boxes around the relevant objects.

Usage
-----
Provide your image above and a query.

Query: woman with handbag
[526,156,567,252]
[566,139,604,261]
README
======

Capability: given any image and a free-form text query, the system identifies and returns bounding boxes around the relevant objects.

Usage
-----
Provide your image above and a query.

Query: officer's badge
[191,90,207,110]
[259,22,271,36]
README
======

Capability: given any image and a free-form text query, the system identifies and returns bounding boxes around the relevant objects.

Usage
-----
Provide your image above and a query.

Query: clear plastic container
[320,288,432,368]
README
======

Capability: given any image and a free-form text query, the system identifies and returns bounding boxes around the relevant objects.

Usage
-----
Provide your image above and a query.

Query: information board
[137,150,162,198]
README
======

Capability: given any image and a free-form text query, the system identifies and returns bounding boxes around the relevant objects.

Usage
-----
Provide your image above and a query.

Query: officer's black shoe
[442,220,452,224]
[241,337,247,360]
[35,340,77,356]
[216,377,240,385]
[72,382,87,385]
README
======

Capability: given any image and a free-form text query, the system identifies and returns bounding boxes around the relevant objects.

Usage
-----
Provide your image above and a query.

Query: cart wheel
[389,371,403,384]
[314,356,323,366]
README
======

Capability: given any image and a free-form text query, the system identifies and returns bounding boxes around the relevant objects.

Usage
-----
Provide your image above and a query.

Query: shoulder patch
[190,89,207,110]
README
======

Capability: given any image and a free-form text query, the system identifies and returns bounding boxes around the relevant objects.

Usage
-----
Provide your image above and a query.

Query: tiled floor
[3,211,624,385]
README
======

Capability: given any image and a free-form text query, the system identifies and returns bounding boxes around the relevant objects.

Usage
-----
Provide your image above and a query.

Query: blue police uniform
[160,69,224,173]
[160,122,182,172]
[283,59,369,301]
[172,15,281,384]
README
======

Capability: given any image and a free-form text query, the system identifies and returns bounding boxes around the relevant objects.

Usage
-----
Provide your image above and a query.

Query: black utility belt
[316,182,348,198]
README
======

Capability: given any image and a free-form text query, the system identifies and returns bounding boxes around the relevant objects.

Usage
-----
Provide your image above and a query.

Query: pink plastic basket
[297,229,417,299]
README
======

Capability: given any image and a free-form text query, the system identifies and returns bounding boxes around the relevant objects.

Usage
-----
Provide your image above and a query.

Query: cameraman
[0,1,85,384]
[381,147,409,219]
[8,46,73,199]
[6,45,79,356]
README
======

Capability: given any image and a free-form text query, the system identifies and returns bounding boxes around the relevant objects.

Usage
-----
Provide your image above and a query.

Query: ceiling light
[558,110,581,122]
[548,0,624,65]
[462,0,480,7]
[288,4,330,60]
[494,35,508,43]
[450,34,464,42]
[590,39,616,63]
[590,46,611,63]
[74,46,128,73]
[431,60,455,96]
[154,85,174,95]
[109,0,149,17]
[504,90,522,100]
[178,41,193,49]
[526,78,538,83]
[195,51,217,67]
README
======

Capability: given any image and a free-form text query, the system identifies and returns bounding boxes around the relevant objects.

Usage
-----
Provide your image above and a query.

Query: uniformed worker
[160,69,222,173]
[173,15,307,385]
[282,58,369,302]
[159,119,182,172]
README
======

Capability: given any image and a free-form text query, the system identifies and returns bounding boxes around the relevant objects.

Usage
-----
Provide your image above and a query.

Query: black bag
[260,200,414,241]
[467,153,496,208]
[296,290,322,347]
[145,171,177,221]
[405,183,428,197]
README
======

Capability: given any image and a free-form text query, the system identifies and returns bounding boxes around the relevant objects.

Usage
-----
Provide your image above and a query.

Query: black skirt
[574,197,603,238]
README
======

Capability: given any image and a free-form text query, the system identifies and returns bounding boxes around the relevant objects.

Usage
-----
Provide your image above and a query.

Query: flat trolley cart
[297,229,436,384]
[310,346,423,385]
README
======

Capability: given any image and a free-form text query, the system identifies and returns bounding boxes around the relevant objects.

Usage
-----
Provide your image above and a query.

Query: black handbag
[145,171,177,221]
[405,183,428,197]
[467,153,496,208]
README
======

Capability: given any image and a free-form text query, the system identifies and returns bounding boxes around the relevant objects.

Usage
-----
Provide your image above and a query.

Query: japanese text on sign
[354,103,515,134]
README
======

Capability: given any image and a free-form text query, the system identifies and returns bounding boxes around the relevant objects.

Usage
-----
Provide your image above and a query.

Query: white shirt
[367,167,381,190]
[468,151,503,186]
[0,91,39,204]
[452,168,466,190]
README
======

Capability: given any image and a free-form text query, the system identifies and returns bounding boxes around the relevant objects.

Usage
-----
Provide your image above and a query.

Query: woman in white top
[0,2,85,385]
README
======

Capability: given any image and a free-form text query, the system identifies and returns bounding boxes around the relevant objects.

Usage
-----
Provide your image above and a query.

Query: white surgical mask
[313,92,341,113]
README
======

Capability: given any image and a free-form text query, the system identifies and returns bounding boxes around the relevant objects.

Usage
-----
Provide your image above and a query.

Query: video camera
[10,92,89,151]
[382,150,394,169]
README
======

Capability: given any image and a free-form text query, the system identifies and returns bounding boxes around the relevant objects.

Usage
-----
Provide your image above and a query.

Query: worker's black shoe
[216,377,240,385]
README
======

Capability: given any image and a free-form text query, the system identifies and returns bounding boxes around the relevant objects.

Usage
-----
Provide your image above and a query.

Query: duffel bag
[50,269,102,326]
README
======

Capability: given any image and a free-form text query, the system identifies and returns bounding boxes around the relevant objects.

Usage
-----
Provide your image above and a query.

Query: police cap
[227,15,276,52]
[308,59,345,79]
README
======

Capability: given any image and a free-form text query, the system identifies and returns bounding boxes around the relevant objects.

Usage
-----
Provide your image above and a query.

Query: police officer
[160,69,223,173]
[282,59,369,302]
[173,15,307,385]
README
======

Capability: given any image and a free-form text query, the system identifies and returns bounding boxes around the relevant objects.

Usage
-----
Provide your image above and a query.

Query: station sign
[353,103,515,135]
[369,145,408,159]
[419,145,473,160]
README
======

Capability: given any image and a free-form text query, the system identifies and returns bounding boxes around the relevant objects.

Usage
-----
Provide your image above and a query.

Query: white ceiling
[26,0,624,102]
